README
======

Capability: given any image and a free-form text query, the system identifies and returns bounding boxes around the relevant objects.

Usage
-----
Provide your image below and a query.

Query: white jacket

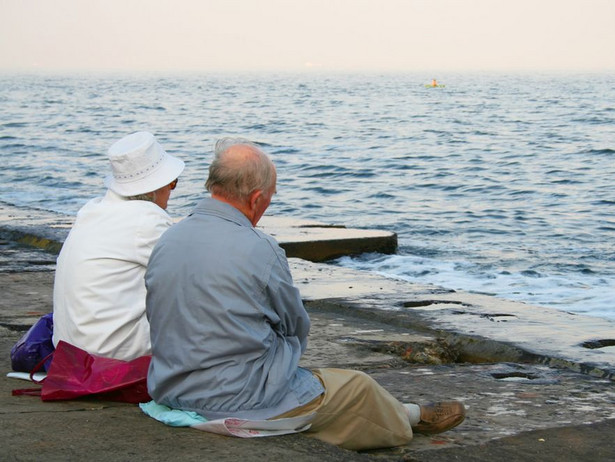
[52,189,172,360]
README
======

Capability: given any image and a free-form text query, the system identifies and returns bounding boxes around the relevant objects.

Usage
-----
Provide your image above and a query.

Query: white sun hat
[104,131,185,197]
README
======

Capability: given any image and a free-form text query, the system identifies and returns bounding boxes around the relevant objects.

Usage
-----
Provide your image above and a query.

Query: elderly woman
[52,131,184,360]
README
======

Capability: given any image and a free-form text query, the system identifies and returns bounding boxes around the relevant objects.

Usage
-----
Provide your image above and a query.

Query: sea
[1,72,614,321]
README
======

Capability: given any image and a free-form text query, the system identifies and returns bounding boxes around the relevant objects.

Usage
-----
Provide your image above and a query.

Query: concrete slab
[290,258,615,381]
[0,202,397,262]
[2,271,615,461]
[2,204,615,459]
[259,216,397,261]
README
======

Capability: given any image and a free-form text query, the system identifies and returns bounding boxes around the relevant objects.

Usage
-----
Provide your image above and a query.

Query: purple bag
[10,313,55,372]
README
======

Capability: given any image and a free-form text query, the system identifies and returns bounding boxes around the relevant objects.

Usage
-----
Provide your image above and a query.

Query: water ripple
[1,72,614,320]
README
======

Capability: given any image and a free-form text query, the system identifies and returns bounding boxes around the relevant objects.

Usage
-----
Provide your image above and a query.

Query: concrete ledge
[3,201,615,459]
[0,202,397,262]
[290,258,615,381]
[259,216,397,261]
[2,270,615,461]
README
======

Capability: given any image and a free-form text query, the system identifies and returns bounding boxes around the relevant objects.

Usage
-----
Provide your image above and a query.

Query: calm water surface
[1,72,614,320]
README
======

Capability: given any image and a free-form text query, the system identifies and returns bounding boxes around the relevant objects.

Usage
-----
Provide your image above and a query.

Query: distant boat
[426,79,445,88]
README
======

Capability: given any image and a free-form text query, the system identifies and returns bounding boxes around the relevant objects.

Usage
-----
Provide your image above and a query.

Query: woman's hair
[205,137,275,202]
[126,192,155,203]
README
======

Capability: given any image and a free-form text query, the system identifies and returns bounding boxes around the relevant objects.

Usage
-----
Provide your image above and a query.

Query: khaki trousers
[275,368,413,451]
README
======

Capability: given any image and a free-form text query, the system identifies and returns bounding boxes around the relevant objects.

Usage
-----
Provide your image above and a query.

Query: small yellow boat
[425,79,445,88]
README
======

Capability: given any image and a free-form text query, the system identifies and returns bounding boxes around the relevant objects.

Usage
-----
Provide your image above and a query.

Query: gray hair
[126,192,155,203]
[205,137,275,202]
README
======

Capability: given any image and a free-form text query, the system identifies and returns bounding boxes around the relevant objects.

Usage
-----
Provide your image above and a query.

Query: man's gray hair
[205,137,275,201]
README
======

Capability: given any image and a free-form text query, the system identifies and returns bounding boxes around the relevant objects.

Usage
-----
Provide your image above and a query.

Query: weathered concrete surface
[291,259,615,381]
[259,216,397,261]
[0,203,72,255]
[0,202,397,262]
[2,267,615,461]
[2,203,615,460]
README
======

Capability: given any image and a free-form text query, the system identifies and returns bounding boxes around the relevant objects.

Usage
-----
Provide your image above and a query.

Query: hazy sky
[1,0,614,73]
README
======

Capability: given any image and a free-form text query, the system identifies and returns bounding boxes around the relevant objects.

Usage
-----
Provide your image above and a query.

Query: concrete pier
[1,202,614,461]
[0,202,398,262]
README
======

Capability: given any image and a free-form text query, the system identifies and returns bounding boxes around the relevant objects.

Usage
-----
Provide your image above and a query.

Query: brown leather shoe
[413,401,466,435]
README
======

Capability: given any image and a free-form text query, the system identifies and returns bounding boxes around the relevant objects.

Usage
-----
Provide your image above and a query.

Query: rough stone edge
[305,299,615,382]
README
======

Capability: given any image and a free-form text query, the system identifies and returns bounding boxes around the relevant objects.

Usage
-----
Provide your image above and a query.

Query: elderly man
[52,131,184,360]
[145,138,465,450]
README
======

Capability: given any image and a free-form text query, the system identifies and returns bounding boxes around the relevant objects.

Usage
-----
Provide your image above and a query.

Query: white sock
[404,403,421,425]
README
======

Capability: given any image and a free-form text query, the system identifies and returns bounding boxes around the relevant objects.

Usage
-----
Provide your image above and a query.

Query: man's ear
[248,189,263,211]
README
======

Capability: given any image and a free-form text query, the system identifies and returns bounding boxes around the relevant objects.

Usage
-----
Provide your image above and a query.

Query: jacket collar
[192,197,252,228]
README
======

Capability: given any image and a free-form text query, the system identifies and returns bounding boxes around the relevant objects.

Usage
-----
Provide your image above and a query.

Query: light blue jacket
[145,198,324,420]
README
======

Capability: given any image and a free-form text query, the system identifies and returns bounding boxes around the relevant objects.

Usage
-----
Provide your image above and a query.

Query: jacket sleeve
[265,246,311,353]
